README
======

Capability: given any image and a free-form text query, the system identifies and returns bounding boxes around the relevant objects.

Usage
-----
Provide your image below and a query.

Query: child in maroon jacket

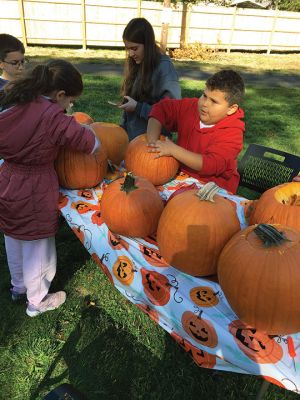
[0,59,100,317]
[147,69,245,194]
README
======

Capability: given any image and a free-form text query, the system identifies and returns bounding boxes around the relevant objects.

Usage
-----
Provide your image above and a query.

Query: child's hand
[147,137,175,158]
[118,96,137,112]
[292,175,300,182]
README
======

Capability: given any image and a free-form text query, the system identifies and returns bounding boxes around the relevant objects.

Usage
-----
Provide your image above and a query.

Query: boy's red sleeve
[149,98,182,132]
[200,126,244,177]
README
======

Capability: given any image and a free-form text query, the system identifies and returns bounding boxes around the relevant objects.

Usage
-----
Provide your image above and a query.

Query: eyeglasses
[2,58,29,67]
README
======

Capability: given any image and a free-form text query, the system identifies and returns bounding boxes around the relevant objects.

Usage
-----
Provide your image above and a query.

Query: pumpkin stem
[121,172,138,194]
[254,224,290,247]
[195,182,220,202]
[107,160,116,174]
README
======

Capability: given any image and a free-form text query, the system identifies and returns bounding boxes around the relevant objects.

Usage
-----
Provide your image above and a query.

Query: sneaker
[10,288,27,302]
[26,291,66,317]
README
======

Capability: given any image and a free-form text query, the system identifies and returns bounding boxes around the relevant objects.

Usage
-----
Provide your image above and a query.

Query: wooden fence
[0,0,300,53]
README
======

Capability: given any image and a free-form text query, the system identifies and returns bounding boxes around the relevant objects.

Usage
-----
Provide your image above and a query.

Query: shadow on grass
[27,56,300,88]
[28,297,298,400]
[27,301,256,400]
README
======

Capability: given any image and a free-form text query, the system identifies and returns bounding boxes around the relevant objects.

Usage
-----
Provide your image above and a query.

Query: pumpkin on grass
[73,111,94,125]
[250,182,300,232]
[218,223,300,335]
[157,182,241,276]
[91,122,129,165]
[101,172,164,237]
[55,147,107,189]
[124,134,179,186]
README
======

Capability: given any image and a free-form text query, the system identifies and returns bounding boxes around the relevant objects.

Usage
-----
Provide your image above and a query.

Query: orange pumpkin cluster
[217,182,300,335]
[55,112,129,189]
[57,114,300,335]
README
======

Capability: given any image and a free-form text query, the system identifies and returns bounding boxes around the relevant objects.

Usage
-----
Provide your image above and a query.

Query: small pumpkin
[55,146,107,189]
[157,182,241,276]
[73,111,94,125]
[124,134,179,186]
[218,223,300,335]
[91,122,129,165]
[101,172,164,237]
[249,182,300,232]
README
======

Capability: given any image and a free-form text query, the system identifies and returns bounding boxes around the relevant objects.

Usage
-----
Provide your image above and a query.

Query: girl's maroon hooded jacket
[0,96,96,240]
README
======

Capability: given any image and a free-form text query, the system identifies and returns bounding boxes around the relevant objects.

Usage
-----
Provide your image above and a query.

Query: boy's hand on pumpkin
[118,96,137,112]
[148,137,175,158]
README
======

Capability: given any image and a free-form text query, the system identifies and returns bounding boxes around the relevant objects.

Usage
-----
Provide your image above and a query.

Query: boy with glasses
[0,34,26,90]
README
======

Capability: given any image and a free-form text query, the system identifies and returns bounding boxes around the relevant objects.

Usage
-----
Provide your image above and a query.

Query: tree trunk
[160,0,171,52]
[180,2,189,48]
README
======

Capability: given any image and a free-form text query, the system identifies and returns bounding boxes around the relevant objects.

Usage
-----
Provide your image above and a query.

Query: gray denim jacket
[120,54,181,141]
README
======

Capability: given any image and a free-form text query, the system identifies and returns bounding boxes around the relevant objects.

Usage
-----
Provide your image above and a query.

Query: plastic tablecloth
[59,172,300,394]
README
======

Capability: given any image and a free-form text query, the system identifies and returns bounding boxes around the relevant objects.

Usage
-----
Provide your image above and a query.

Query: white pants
[4,235,57,307]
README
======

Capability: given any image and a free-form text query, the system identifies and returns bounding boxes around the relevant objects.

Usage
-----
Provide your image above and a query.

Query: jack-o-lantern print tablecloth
[59,173,300,394]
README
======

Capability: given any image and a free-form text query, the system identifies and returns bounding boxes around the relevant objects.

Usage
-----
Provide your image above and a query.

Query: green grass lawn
[0,58,300,399]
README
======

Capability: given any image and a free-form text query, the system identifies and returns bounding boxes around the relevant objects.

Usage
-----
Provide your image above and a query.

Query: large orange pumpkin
[249,182,300,232]
[157,182,241,276]
[218,223,300,335]
[124,134,179,186]
[101,172,164,237]
[55,147,107,189]
[91,122,129,166]
[73,111,94,125]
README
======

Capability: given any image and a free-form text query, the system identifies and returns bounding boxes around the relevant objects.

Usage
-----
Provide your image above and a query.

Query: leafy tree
[269,0,300,11]
[155,0,300,10]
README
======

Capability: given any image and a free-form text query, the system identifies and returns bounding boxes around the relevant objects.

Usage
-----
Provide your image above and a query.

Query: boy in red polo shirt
[147,69,245,194]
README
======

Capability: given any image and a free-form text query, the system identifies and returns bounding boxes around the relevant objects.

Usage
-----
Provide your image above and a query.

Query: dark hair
[0,59,83,108]
[121,18,162,101]
[206,69,245,105]
[0,34,25,60]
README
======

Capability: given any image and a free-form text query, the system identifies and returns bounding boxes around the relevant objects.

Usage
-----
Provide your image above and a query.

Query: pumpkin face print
[190,346,217,368]
[91,211,103,226]
[72,226,85,244]
[241,199,257,221]
[141,268,171,306]
[229,320,283,364]
[181,311,218,348]
[77,189,94,199]
[170,331,216,368]
[108,231,129,251]
[113,256,135,285]
[190,286,219,307]
[71,201,99,214]
[91,253,114,285]
[58,192,68,209]
[139,244,168,267]
[263,376,285,389]
[175,172,190,181]
[136,304,160,324]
